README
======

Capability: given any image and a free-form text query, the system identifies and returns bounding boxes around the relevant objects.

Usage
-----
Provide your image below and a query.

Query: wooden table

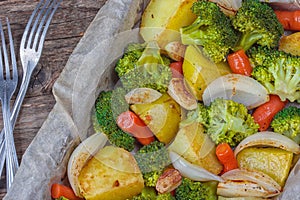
[0,0,107,198]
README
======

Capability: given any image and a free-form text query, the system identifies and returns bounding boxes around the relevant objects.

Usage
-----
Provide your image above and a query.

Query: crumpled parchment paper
[3,0,300,199]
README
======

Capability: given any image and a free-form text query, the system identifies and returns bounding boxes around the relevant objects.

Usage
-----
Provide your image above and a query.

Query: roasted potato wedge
[183,45,231,100]
[168,122,223,175]
[279,32,300,56]
[78,146,144,200]
[130,93,181,144]
[140,0,197,48]
[237,147,293,187]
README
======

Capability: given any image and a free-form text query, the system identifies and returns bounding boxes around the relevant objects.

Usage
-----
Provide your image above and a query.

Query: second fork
[0,18,19,189]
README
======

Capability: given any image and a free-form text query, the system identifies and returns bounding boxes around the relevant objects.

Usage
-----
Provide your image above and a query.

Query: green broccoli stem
[180,19,206,46]
[137,41,164,75]
[289,67,300,92]
[138,41,167,80]
[234,31,263,52]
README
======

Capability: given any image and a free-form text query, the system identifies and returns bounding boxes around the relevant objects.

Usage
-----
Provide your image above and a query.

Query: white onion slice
[221,169,282,194]
[67,132,108,197]
[125,87,162,104]
[234,131,300,157]
[202,74,269,109]
[218,180,279,198]
[169,151,224,182]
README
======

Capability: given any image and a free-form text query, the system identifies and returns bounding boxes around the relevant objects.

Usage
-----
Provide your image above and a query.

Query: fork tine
[27,0,52,49]
[34,0,62,52]
[6,18,17,80]
[0,21,3,80]
[32,0,56,51]
[20,0,49,49]
[0,20,10,80]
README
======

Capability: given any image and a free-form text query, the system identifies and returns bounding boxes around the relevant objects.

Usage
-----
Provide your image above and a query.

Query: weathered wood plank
[0,0,107,197]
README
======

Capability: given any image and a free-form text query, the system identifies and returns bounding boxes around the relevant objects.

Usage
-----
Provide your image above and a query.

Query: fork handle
[0,64,34,179]
[2,96,19,189]
[10,66,34,128]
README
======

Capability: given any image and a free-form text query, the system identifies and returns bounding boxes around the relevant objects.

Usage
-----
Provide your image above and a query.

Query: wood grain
[0,0,107,198]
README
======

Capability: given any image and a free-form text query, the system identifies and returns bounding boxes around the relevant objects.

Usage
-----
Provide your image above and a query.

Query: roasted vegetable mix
[60,1,300,200]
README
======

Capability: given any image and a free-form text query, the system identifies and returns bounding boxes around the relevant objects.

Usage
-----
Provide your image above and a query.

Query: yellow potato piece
[78,146,144,200]
[237,147,293,187]
[168,122,223,175]
[183,45,231,100]
[279,32,300,56]
[140,0,197,48]
[130,93,181,144]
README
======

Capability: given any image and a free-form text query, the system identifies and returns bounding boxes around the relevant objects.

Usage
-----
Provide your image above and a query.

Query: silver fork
[0,18,19,189]
[0,0,62,179]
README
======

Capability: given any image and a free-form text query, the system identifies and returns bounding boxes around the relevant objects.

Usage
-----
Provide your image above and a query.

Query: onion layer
[218,168,281,198]
[234,131,300,157]
[221,169,282,194]
[202,74,269,109]
[169,151,224,182]
[218,180,279,198]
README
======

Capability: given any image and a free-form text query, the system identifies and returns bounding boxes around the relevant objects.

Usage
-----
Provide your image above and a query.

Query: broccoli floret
[207,98,259,147]
[55,197,69,200]
[175,178,218,200]
[156,193,175,200]
[134,141,171,187]
[179,103,208,128]
[130,187,157,200]
[180,99,259,147]
[142,171,162,188]
[232,0,283,51]
[115,41,172,93]
[180,0,238,63]
[130,187,175,200]
[248,46,300,102]
[95,90,135,151]
[115,43,146,77]
[271,106,300,144]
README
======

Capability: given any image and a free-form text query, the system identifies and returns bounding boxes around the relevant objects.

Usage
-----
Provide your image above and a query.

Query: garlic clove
[167,78,197,110]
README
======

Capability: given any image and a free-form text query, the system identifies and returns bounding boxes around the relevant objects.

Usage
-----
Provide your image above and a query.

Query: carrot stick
[117,110,156,145]
[252,95,287,131]
[227,49,252,76]
[51,183,82,200]
[216,143,238,174]
[274,10,300,31]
